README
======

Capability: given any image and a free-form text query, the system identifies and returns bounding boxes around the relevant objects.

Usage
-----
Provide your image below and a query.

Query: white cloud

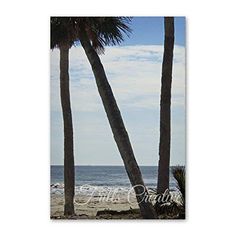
[51,45,185,112]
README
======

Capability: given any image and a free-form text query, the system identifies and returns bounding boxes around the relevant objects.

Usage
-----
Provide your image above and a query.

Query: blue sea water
[51,165,178,193]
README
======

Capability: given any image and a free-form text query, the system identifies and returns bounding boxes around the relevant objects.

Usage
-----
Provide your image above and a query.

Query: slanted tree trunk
[157,17,175,194]
[59,44,75,216]
[79,30,157,219]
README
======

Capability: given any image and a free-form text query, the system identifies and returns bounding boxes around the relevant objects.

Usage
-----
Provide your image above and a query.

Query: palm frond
[95,17,132,46]
[172,166,185,206]
[82,17,132,53]
[51,17,132,53]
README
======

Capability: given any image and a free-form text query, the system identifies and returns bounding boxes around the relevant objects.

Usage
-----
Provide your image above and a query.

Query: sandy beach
[51,188,142,219]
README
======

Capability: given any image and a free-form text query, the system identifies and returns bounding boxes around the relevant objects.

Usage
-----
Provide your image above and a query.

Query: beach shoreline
[51,191,141,219]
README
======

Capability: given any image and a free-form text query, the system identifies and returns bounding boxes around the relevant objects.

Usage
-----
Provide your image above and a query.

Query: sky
[50,17,185,166]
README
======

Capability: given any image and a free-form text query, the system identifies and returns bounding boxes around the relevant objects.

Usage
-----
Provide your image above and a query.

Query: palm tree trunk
[59,44,75,216]
[79,30,157,219]
[157,17,175,193]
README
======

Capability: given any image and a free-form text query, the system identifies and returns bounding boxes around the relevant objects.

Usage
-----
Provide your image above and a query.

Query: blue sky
[51,17,185,166]
[121,17,185,46]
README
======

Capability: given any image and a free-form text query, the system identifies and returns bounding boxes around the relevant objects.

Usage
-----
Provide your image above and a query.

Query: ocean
[51,165,178,194]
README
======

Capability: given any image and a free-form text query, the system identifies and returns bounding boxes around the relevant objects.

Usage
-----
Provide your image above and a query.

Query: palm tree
[157,17,175,194]
[77,17,157,219]
[51,17,78,216]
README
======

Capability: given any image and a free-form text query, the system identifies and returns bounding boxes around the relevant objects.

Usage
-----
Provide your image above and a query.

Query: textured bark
[157,17,175,194]
[59,44,75,215]
[79,30,157,219]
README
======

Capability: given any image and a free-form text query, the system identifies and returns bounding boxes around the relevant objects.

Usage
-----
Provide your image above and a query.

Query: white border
[0,0,236,235]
